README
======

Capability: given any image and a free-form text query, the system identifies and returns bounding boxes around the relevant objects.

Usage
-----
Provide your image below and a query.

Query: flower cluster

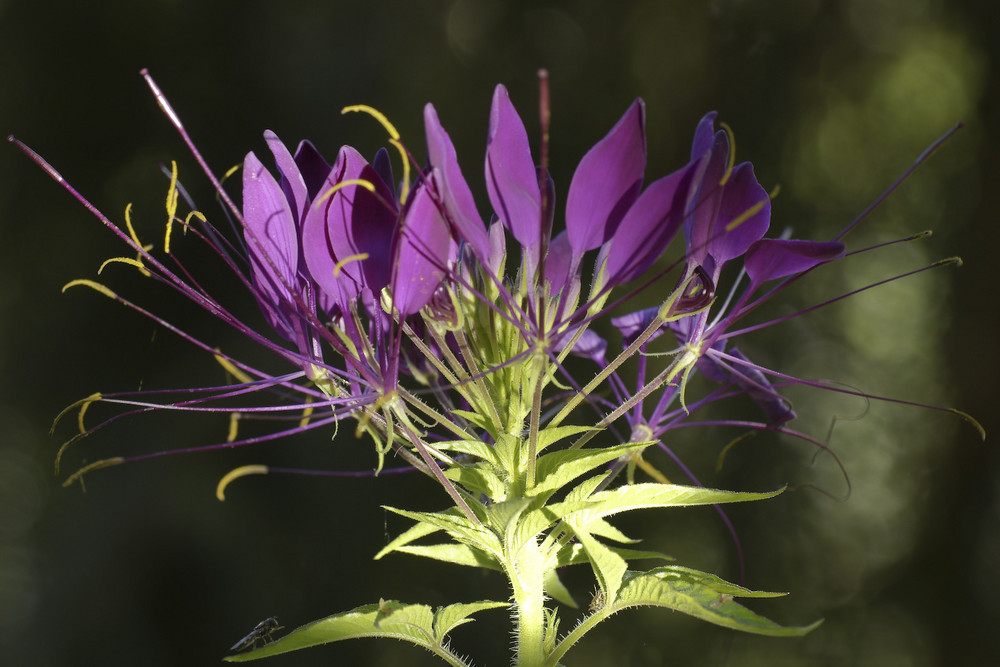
[18,70,977,665]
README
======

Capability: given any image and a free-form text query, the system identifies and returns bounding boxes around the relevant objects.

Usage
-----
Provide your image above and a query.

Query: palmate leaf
[533,442,649,496]
[394,542,502,570]
[225,600,506,665]
[382,506,503,559]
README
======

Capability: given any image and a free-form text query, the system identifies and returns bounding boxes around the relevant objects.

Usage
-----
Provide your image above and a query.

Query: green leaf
[567,521,628,602]
[432,601,508,641]
[225,600,505,665]
[433,439,500,466]
[536,425,597,453]
[533,442,648,496]
[543,567,578,608]
[613,566,822,636]
[383,507,503,558]
[449,409,499,439]
[578,483,783,522]
[444,462,507,501]
[553,543,675,568]
[375,512,450,560]
[395,543,502,570]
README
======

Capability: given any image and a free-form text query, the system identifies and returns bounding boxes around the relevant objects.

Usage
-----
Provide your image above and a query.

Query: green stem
[508,538,547,667]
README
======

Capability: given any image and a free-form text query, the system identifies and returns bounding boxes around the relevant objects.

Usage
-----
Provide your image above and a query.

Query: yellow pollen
[98,257,147,274]
[62,279,117,300]
[223,164,241,181]
[122,203,152,276]
[299,397,315,428]
[215,464,269,501]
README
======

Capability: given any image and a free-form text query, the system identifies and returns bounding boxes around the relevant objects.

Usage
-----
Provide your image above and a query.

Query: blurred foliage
[1,0,996,664]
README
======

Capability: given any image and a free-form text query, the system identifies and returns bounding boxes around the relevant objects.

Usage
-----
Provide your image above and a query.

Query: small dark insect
[230,616,284,653]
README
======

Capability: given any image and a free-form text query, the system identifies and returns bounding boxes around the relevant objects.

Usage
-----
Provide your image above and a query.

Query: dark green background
[1,1,996,664]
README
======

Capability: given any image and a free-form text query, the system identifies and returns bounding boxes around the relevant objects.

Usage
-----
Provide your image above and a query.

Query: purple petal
[601,162,696,287]
[611,306,664,346]
[243,150,300,336]
[683,130,729,267]
[485,84,542,251]
[709,161,770,265]
[424,103,491,262]
[392,174,452,316]
[690,111,719,161]
[372,147,395,197]
[301,147,397,306]
[566,99,646,264]
[561,328,607,366]
[543,230,573,296]
[745,239,846,290]
[264,131,309,227]
[293,140,331,201]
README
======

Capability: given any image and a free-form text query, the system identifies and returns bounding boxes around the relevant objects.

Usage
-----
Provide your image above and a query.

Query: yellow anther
[215,465,269,501]
[213,351,254,384]
[314,178,377,207]
[122,203,152,276]
[341,104,401,140]
[62,457,124,489]
[51,392,103,436]
[226,412,240,443]
[718,121,737,186]
[768,184,781,200]
[341,105,410,204]
[164,161,179,253]
[98,257,147,274]
[223,164,241,181]
[333,252,370,278]
[62,279,117,300]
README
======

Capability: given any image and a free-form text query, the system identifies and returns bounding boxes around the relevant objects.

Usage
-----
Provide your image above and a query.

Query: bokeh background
[1,0,996,664]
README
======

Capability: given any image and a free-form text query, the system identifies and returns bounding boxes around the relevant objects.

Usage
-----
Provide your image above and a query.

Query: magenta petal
[392,174,451,316]
[566,99,646,263]
[243,150,300,337]
[485,84,542,251]
[745,238,846,290]
[301,147,397,306]
[424,103,491,262]
[293,140,331,201]
[710,162,770,265]
[602,162,695,286]
[264,131,309,227]
[683,130,728,267]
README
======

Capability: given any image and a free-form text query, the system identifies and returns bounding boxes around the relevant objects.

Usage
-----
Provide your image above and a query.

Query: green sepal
[612,566,822,636]
[224,600,506,664]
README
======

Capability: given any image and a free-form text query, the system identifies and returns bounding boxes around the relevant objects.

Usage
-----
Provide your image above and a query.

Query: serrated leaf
[613,566,822,637]
[543,567,578,608]
[580,483,782,522]
[533,442,648,496]
[395,543,502,570]
[384,507,503,558]
[568,521,627,602]
[536,425,597,453]
[586,516,636,544]
[444,463,507,501]
[225,600,505,664]
[565,472,612,502]
[432,601,508,641]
